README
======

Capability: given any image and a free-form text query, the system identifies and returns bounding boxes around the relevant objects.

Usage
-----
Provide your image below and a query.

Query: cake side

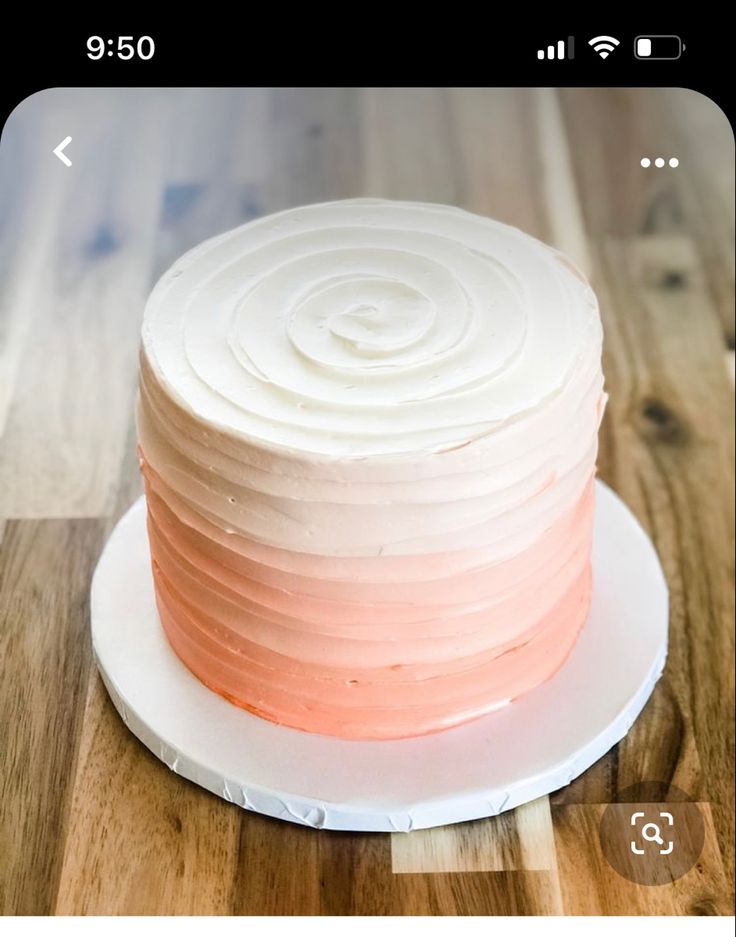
[136,198,606,739]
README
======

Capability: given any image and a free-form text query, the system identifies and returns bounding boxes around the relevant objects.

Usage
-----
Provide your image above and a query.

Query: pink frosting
[140,454,595,738]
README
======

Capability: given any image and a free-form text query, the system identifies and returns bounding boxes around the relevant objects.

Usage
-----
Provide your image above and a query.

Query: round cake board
[91,481,668,832]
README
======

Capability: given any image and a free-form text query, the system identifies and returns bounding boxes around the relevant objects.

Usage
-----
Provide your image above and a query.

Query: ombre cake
[137,199,606,740]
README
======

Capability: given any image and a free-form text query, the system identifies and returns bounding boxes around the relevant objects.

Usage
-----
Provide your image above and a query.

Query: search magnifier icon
[641,822,664,845]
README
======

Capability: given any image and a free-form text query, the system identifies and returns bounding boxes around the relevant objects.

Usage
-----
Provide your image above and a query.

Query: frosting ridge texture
[138,199,606,739]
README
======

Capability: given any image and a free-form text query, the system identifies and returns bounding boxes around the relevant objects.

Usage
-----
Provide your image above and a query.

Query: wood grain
[362,88,459,204]
[553,802,730,915]
[391,797,558,876]
[0,519,104,914]
[54,674,241,915]
[0,91,170,518]
[449,88,550,241]
[0,87,733,916]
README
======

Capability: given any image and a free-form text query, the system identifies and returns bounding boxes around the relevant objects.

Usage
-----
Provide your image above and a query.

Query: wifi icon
[589,35,620,59]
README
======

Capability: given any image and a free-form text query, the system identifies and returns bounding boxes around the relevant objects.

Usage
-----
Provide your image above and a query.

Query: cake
[137,199,606,740]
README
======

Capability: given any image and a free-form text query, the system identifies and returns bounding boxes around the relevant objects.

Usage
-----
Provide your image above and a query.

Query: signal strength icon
[537,37,574,60]
[588,35,620,59]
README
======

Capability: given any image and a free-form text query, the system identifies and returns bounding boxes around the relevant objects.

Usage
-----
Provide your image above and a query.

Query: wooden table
[0,88,733,916]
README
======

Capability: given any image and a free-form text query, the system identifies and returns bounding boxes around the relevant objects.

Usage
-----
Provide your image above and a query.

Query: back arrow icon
[53,136,72,167]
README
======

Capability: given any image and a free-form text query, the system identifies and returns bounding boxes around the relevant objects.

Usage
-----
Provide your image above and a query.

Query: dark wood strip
[0,519,104,914]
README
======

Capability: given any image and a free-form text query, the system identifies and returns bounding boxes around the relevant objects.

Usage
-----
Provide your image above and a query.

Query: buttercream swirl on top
[142,199,600,457]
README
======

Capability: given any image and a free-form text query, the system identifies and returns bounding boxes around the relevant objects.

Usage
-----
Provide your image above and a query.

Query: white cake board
[91,481,668,832]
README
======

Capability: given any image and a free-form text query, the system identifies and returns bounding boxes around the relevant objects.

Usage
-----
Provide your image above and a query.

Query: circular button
[600,782,705,885]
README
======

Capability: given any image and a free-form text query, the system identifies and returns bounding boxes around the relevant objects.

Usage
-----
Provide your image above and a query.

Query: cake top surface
[141,198,602,458]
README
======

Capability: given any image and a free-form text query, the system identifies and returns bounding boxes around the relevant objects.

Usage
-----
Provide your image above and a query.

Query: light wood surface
[0,88,733,916]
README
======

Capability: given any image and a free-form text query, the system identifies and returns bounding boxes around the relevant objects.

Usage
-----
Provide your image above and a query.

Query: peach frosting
[137,199,606,740]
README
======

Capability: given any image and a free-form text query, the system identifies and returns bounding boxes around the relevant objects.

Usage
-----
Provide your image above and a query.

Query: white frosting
[142,199,601,458]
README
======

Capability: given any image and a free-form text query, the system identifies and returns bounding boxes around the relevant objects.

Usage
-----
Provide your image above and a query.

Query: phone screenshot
[1,17,733,932]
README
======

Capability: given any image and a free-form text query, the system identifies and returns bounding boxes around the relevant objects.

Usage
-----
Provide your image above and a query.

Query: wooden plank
[552,236,735,886]
[267,87,362,210]
[232,810,564,914]
[560,88,735,341]
[154,89,269,277]
[54,673,240,915]
[659,89,735,340]
[0,97,68,437]
[448,88,550,242]
[0,519,104,914]
[361,88,458,203]
[317,832,394,915]
[388,871,562,916]
[559,88,664,240]
[0,90,169,518]
[533,88,591,276]
[605,235,733,870]
[392,813,524,874]
[231,814,323,915]
[320,830,561,915]
[553,802,731,914]
[391,797,559,877]
[515,797,562,877]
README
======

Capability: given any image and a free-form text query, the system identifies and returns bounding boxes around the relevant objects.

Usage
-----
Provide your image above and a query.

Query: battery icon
[635,35,685,60]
